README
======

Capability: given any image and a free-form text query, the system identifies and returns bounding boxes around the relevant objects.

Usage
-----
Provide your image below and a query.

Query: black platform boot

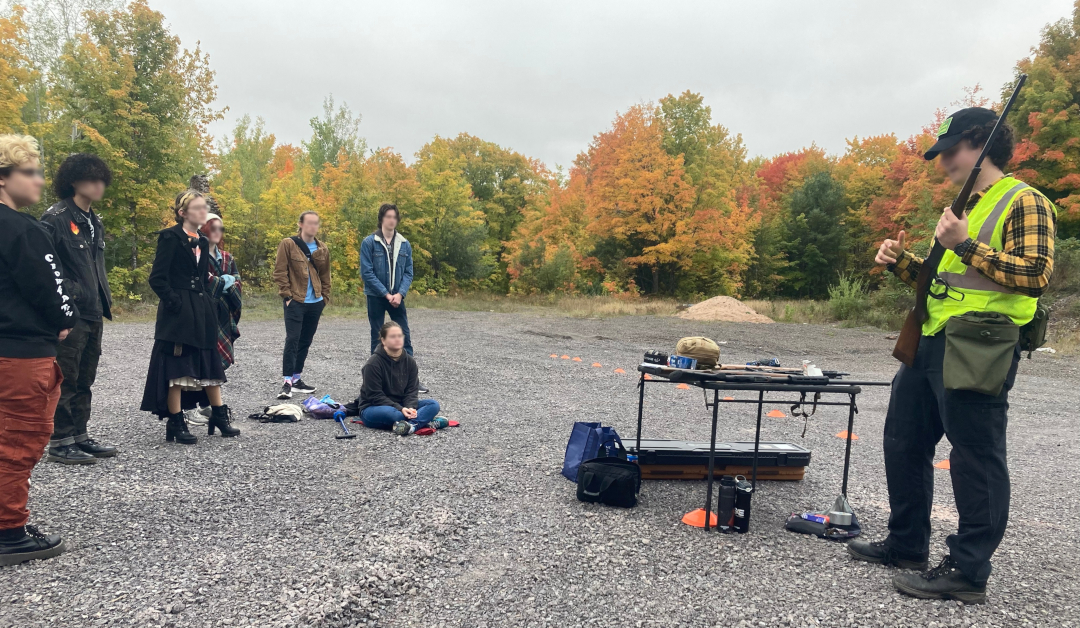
[165,412,198,445]
[208,405,240,437]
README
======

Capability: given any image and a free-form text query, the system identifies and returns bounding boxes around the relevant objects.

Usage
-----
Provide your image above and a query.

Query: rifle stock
[890,74,1027,366]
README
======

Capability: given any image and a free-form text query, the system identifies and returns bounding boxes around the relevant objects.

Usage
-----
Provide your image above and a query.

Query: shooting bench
[634,364,891,532]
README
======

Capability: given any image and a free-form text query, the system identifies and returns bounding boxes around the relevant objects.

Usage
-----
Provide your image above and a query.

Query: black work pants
[883,333,1019,585]
[282,299,324,377]
[50,318,104,446]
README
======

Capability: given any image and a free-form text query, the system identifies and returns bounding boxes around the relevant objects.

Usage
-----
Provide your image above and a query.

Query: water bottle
[717,475,737,532]
[733,476,753,533]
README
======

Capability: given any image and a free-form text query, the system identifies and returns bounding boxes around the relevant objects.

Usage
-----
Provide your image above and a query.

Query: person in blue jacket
[361,204,431,390]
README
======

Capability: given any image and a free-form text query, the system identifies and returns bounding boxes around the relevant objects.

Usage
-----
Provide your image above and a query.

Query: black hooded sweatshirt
[0,203,79,357]
[356,345,419,412]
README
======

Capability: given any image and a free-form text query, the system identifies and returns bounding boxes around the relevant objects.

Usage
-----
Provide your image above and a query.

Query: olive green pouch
[943,311,1019,396]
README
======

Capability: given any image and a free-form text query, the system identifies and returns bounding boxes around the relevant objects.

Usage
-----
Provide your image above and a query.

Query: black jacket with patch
[355,345,419,413]
[40,198,113,321]
[0,203,79,358]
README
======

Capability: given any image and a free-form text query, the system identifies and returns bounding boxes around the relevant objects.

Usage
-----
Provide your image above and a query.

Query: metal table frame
[633,365,890,532]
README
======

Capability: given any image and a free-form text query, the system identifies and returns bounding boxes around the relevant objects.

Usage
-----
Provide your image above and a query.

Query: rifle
[713,364,850,378]
[892,74,1027,367]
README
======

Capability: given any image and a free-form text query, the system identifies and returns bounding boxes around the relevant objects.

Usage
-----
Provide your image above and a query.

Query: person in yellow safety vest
[849,107,1057,604]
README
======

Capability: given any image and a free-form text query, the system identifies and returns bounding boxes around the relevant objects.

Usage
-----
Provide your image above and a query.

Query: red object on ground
[414,427,436,436]
[681,508,718,528]
[934,459,950,470]
[448,420,460,427]
[836,430,859,440]
[0,357,62,529]
[766,409,786,418]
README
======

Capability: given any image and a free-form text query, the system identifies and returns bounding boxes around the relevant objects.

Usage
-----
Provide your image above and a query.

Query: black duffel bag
[576,442,641,508]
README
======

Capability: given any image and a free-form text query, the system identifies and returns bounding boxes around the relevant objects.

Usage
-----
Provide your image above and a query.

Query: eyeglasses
[206,225,225,233]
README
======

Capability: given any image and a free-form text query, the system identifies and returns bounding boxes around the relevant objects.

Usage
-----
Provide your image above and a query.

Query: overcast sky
[151,0,1073,169]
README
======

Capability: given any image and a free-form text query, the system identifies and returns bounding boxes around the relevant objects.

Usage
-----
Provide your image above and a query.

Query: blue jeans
[367,296,413,356]
[360,398,439,431]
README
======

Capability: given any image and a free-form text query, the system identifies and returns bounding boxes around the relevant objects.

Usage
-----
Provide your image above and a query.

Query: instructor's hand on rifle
[935,206,970,250]
[875,230,906,265]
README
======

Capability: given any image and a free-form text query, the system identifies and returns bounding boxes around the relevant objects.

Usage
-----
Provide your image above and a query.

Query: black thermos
[717,475,737,532]
[733,476,753,533]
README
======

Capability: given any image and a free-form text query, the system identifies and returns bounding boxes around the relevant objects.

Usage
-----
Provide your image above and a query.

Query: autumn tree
[212,115,276,281]
[582,104,696,294]
[0,6,31,133]
[304,95,364,181]
[49,0,222,300]
[1008,1,1080,236]
[657,91,758,296]
[411,137,491,292]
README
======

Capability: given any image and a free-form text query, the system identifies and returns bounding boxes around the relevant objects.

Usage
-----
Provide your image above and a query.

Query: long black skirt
[140,340,227,418]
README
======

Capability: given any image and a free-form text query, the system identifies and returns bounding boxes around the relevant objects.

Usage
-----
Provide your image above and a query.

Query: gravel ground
[1,309,1077,627]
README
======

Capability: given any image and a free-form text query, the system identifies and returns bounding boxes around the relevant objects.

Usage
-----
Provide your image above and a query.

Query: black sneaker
[418,382,430,394]
[847,539,928,570]
[291,379,316,394]
[893,555,987,604]
[46,444,98,465]
[76,438,118,458]
[0,525,66,566]
[277,382,293,399]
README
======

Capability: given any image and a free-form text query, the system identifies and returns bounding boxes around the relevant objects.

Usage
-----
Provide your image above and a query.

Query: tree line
[2,0,1079,304]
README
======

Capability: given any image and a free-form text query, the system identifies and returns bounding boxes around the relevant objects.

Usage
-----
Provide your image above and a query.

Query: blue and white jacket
[360,230,413,298]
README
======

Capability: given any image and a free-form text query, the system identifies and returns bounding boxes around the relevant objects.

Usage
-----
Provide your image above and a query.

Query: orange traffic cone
[682,508,718,528]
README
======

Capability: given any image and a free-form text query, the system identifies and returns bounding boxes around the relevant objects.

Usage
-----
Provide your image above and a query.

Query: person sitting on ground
[353,321,441,436]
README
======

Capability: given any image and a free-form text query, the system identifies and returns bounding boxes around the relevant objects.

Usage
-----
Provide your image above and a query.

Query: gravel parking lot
[1,309,1077,627]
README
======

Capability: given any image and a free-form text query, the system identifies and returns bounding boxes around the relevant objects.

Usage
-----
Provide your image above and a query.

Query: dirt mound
[678,296,774,323]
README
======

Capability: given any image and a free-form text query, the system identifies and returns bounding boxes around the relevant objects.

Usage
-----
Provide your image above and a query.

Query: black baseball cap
[923,107,998,161]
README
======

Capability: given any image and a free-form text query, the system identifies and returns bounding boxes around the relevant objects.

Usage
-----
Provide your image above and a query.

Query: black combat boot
[207,405,240,437]
[46,443,98,465]
[893,555,987,604]
[165,412,197,445]
[76,437,119,458]
[0,525,66,567]
[847,538,929,570]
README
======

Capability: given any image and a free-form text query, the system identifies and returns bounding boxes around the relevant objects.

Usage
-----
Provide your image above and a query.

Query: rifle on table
[713,364,850,378]
[892,74,1027,367]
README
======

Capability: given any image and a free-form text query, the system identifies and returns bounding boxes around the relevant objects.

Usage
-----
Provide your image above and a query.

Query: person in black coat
[351,321,441,436]
[139,190,239,444]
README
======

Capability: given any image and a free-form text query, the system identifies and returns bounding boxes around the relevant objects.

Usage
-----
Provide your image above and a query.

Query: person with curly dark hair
[39,153,117,465]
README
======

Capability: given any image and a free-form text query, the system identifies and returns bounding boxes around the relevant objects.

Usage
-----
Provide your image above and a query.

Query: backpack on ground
[676,336,721,369]
[576,441,641,508]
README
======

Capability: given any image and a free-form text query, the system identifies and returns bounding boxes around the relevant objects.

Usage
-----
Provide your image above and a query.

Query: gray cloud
[152,0,1072,168]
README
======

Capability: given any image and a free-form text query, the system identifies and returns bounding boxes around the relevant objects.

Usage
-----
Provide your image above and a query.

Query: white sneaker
[184,408,208,426]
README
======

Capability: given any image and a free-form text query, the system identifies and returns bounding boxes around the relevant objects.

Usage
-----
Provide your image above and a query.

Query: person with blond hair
[139,190,240,444]
[0,134,77,565]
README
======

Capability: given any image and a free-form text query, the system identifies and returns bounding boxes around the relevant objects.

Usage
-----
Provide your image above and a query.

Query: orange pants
[0,357,62,530]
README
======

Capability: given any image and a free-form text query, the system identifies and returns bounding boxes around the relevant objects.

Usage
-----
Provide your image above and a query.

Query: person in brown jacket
[273,211,331,399]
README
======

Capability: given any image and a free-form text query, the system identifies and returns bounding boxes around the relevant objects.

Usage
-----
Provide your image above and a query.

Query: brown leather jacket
[273,237,331,303]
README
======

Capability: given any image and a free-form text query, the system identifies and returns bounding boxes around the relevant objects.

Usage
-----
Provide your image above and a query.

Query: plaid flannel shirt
[890,181,1057,298]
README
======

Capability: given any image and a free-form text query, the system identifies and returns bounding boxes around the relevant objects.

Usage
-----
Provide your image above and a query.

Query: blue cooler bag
[561,422,623,482]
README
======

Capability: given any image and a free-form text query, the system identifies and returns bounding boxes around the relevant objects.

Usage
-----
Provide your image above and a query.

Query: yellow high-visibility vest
[922,176,1054,336]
